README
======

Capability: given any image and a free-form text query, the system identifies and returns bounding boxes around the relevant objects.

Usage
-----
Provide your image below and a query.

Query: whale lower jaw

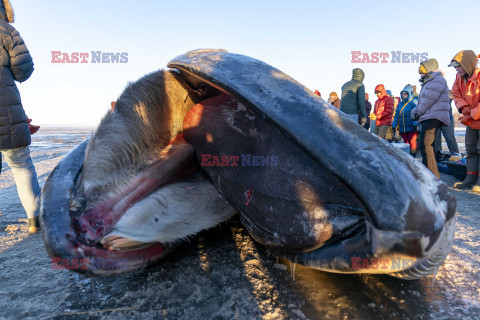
[299,215,456,279]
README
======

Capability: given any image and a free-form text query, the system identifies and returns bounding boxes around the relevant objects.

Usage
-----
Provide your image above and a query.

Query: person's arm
[415,80,445,116]
[451,75,469,113]
[5,28,34,82]
[392,104,400,128]
[376,101,386,120]
[357,84,366,118]
[385,97,394,119]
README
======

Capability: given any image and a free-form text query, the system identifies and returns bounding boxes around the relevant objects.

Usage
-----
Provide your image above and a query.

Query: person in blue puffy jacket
[392,85,419,157]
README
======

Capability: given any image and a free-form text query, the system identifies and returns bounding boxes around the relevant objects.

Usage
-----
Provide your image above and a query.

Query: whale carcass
[40,49,456,279]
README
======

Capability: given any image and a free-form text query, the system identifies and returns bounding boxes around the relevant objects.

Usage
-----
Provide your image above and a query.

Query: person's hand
[369,114,376,120]
[410,111,419,121]
[459,115,473,126]
[360,117,367,126]
[27,118,40,135]
[462,106,471,116]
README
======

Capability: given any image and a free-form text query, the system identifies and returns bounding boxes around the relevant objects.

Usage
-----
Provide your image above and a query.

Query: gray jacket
[340,68,366,117]
[0,1,34,150]
[411,72,450,126]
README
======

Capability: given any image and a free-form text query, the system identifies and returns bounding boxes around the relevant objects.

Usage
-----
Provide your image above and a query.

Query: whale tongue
[73,135,199,245]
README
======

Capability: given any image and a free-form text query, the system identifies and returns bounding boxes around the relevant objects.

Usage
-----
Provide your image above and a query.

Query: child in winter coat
[392,86,418,157]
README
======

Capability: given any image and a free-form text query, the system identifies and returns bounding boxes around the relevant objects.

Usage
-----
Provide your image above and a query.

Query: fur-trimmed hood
[0,0,14,23]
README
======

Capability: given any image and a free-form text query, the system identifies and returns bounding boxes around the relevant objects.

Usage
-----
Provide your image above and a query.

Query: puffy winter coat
[358,99,372,125]
[0,1,34,150]
[411,72,450,126]
[340,68,366,117]
[392,86,418,133]
[452,68,480,129]
[373,84,394,126]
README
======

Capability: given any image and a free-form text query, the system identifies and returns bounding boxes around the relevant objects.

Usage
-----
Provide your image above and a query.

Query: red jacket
[374,84,394,126]
[452,68,480,129]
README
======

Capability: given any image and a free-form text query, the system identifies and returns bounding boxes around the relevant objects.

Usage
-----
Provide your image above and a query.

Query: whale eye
[155,217,159,222]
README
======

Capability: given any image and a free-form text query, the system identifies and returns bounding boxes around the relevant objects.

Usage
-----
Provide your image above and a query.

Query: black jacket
[339,68,366,117]
[0,1,34,150]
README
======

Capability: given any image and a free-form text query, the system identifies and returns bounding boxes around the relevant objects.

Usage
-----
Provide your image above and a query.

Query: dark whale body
[40,49,456,279]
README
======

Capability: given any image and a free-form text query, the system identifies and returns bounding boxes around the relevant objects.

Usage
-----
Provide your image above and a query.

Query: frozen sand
[0,128,479,320]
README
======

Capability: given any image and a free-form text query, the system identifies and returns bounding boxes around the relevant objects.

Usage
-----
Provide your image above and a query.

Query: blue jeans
[1,147,41,219]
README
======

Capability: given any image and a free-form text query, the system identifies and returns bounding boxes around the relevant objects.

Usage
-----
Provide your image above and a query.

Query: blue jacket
[392,86,418,133]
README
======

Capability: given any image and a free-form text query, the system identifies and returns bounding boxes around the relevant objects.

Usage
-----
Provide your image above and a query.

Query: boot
[473,179,480,193]
[28,216,40,234]
[473,163,480,193]
[454,157,479,189]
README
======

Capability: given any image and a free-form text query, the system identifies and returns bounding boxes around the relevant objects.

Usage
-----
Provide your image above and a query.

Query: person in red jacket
[449,50,480,191]
[329,92,341,109]
[371,84,394,139]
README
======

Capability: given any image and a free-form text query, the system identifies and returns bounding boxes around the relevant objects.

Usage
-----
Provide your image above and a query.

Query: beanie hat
[448,50,478,78]
[419,58,439,74]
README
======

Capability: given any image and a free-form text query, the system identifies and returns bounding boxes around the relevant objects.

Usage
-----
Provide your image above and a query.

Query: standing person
[329,92,340,109]
[448,50,480,190]
[392,86,418,157]
[412,85,419,99]
[361,93,372,130]
[388,97,403,142]
[340,68,367,126]
[0,0,41,234]
[433,90,460,161]
[410,58,451,178]
[371,84,394,139]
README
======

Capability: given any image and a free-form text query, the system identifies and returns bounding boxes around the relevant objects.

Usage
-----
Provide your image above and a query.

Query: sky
[12,0,479,127]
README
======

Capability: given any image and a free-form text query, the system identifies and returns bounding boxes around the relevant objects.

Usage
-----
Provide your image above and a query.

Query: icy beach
[0,127,479,320]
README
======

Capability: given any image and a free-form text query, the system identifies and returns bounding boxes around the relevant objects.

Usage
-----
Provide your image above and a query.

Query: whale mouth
[40,49,457,277]
[72,136,199,247]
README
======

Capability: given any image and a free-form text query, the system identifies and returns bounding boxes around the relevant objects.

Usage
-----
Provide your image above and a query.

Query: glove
[369,114,377,120]
[360,117,367,126]
[459,115,473,126]
[411,111,419,121]
[27,118,40,135]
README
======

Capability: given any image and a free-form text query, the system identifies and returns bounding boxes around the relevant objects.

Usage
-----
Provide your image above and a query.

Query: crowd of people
[316,50,480,191]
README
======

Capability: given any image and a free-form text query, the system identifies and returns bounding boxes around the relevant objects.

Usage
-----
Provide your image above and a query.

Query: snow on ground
[0,128,478,320]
